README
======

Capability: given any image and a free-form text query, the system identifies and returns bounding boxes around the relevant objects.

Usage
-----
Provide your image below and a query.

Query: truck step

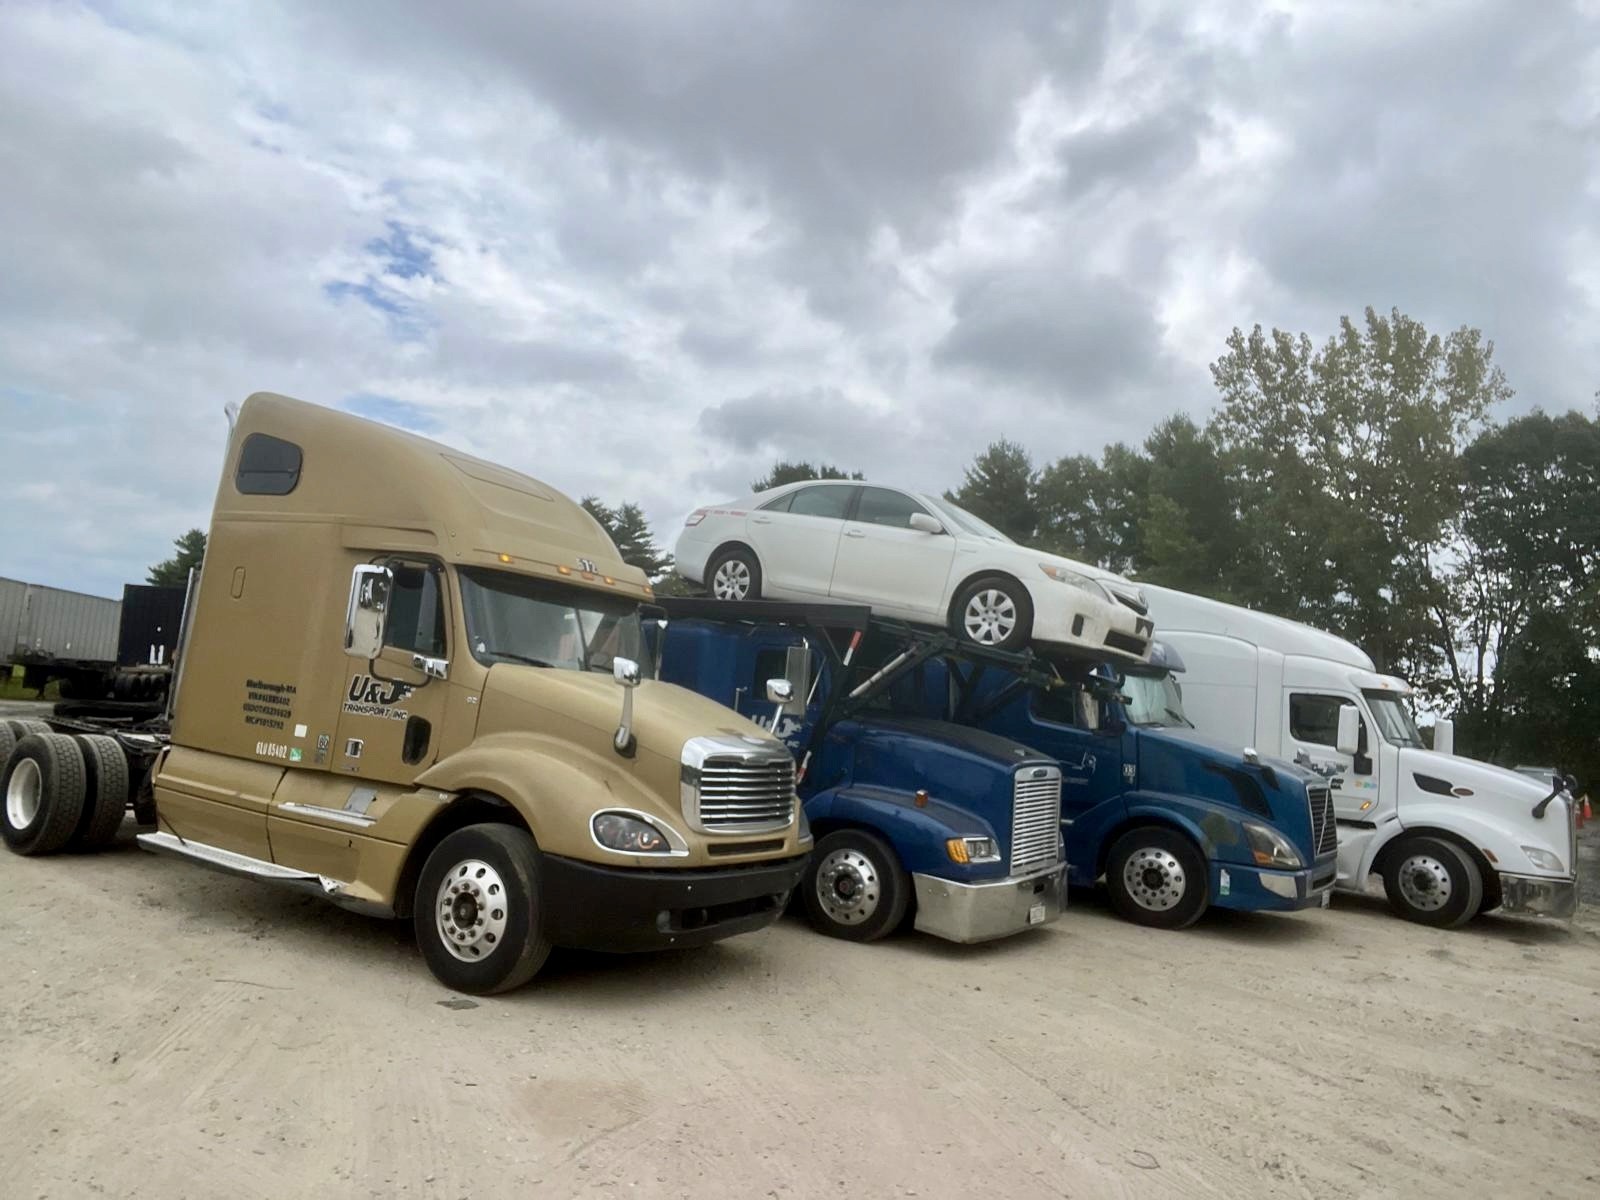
[135,831,392,917]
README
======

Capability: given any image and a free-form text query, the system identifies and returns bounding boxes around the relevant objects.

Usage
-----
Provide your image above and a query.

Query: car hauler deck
[0,393,810,993]
[655,600,1067,943]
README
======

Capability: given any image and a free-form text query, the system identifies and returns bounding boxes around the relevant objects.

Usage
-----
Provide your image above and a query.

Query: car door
[747,484,855,597]
[1284,690,1373,818]
[828,486,958,619]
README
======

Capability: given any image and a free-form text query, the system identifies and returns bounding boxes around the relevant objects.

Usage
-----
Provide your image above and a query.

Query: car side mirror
[1335,705,1360,757]
[344,564,393,660]
[908,512,944,534]
[1431,717,1454,757]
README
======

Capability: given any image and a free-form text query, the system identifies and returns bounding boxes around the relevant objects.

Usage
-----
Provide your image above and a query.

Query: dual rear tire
[1,730,131,856]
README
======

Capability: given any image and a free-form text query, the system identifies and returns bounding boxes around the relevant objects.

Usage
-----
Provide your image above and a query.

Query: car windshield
[1123,672,1192,728]
[457,568,650,677]
[925,496,1012,542]
[1362,689,1424,748]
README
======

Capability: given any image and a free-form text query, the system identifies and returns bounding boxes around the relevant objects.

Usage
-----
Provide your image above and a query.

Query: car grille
[1011,765,1062,876]
[1308,784,1337,857]
[684,753,796,833]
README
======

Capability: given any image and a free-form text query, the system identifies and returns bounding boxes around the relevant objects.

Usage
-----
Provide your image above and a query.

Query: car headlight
[1243,821,1303,869]
[1038,563,1108,595]
[592,811,684,855]
[946,836,1001,864]
[1521,846,1564,872]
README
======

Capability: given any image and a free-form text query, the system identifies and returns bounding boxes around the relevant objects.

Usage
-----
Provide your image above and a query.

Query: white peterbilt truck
[1138,584,1580,927]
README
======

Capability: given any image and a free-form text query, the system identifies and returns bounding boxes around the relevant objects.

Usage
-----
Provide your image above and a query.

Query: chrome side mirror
[613,657,640,756]
[344,564,393,660]
[766,678,794,704]
[908,512,944,534]
[1335,705,1360,757]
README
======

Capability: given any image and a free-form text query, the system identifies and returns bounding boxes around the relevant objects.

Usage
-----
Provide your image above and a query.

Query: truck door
[1285,691,1374,819]
[1020,687,1124,831]
[828,487,956,620]
[333,560,455,783]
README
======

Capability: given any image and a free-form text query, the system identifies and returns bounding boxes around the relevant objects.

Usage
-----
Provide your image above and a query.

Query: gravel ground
[1,816,1597,1200]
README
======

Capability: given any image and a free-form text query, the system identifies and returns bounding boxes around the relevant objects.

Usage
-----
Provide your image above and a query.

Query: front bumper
[1028,583,1152,663]
[538,852,809,952]
[1212,860,1334,913]
[911,863,1066,943]
[1499,872,1579,918]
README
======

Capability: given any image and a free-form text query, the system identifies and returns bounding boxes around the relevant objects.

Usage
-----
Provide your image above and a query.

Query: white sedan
[673,480,1154,662]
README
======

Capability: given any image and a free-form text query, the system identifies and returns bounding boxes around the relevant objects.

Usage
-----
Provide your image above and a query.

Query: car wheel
[707,546,762,601]
[1381,835,1482,929]
[414,823,552,994]
[1104,826,1209,929]
[951,575,1033,652]
[801,829,909,942]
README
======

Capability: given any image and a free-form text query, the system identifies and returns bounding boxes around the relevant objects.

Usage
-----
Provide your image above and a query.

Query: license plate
[1028,903,1047,925]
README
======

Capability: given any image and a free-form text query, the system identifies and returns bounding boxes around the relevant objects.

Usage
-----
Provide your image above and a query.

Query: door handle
[752,516,772,524]
[844,528,865,538]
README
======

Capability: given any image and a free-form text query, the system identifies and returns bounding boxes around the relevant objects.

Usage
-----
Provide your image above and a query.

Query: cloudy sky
[2,0,1596,598]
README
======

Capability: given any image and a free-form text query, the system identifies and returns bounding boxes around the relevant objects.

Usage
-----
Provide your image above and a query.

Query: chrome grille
[1308,784,1337,857]
[1011,765,1062,876]
[681,736,796,834]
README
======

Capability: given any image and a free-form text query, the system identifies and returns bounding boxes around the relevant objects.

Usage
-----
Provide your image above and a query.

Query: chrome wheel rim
[713,559,752,600]
[5,758,41,831]
[1123,847,1186,911]
[815,848,881,925]
[962,589,1017,644]
[435,859,510,962]
[1398,853,1451,912]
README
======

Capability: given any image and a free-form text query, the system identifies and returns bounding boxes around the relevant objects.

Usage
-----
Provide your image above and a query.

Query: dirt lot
[0,809,1596,1200]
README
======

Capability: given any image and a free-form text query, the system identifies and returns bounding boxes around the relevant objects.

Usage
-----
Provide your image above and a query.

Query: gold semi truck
[0,393,811,993]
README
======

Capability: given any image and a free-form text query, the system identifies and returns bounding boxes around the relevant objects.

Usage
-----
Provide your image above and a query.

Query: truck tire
[1105,826,1209,930]
[1381,835,1482,929]
[1,733,88,856]
[706,546,762,602]
[414,824,552,994]
[0,724,14,774]
[802,829,910,942]
[6,718,51,739]
[950,574,1034,652]
[73,734,130,849]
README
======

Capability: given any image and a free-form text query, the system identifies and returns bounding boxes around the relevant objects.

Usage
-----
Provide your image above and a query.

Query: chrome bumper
[1499,872,1579,918]
[911,863,1066,943]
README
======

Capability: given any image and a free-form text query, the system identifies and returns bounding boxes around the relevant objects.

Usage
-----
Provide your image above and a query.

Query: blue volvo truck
[653,600,1068,944]
[882,640,1338,928]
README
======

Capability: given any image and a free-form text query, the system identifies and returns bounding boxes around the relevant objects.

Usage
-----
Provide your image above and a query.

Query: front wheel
[1104,826,1209,929]
[414,824,552,994]
[1381,836,1482,928]
[801,829,910,942]
[950,575,1033,652]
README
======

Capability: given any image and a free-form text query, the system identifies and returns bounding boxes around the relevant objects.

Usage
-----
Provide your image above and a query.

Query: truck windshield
[1362,690,1423,748]
[458,568,650,678]
[1123,672,1192,728]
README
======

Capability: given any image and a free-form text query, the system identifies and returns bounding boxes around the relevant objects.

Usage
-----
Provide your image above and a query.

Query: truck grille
[1308,784,1337,857]
[681,737,797,834]
[1011,765,1062,876]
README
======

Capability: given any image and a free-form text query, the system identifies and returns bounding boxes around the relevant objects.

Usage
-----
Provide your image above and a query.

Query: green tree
[1207,307,1507,676]
[580,498,673,579]
[148,529,207,586]
[946,439,1039,542]
[1033,445,1147,571]
[1137,415,1242,596]
[749,461,864,492]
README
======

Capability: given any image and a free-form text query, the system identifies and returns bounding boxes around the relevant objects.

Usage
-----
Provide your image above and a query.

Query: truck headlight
[592,811,684,855]
[946,836,1001,864]
[1521,846,1564,872]
[1243,821,1303,869]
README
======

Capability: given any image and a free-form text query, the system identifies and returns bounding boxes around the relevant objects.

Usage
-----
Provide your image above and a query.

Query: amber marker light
[498,553,513,563]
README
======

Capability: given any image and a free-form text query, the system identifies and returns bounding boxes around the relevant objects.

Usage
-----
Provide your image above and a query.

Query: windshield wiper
[1166,707,1193,728]
[486,651,555,668]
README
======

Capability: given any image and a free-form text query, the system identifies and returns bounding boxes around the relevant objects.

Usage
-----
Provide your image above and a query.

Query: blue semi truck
[658,601,1335,931]
[653,600,1067,944]
[880,638,1339,927]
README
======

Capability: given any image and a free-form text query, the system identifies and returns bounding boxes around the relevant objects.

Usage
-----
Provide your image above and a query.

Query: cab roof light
[498,553,513,563]
[557,565,572,576]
